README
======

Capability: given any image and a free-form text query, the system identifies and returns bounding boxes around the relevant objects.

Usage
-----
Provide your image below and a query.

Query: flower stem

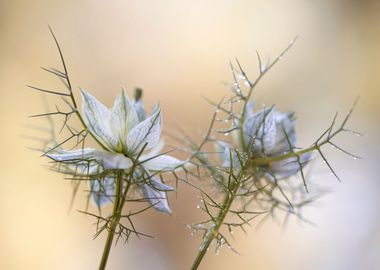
[191,180,240,270]
[98,171,128,270]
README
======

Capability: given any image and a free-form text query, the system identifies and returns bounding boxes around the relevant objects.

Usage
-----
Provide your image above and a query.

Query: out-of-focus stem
[190,180,240,270]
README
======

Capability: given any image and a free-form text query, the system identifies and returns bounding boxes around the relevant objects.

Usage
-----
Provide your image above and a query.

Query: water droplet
[224,133,229,136]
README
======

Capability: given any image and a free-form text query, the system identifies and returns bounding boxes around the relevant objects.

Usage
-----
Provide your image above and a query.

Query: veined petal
[46,148,96,161]
[90,177,115,207]
[80,89,118,150]
[141,154,183,171]
[110,89,139,139]
[58,162,102,176]
[143,140,165,159]
[142,183,172,214]
[46,148,132,170]
[126,109,162,153]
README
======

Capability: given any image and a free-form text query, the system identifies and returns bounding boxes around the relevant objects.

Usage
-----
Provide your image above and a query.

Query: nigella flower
[217,102,312,178]
[46,89,183,213]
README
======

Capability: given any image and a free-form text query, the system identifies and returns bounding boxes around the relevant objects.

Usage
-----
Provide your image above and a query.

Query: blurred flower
[216,102,312,178]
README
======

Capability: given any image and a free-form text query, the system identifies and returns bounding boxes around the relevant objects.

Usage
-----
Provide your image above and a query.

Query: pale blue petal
[271,152,313,178]
[91,177,115,207]
[147,175,174,191]
[271,111,296,154]
[243,108,276,154]
[214,141,240,169]
[142,183,172,214]
[131,99,147,122]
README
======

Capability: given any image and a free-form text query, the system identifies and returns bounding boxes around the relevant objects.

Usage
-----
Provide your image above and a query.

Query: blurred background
[1,0,379,269]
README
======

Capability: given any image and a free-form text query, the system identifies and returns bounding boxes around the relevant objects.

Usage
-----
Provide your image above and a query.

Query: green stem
[191,180,240,270]
[98,171,130,270]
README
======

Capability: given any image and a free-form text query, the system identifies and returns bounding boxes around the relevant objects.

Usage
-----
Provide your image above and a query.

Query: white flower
[46,89,183,213]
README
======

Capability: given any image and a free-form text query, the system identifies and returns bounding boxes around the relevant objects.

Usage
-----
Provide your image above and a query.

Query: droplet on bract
[196,205,200,209]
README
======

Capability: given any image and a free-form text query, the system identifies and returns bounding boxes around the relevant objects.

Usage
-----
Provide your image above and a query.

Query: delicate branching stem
[238,37,298,150]
[191,175,241,270]
[99,171,129,270]
[47,26,108,152]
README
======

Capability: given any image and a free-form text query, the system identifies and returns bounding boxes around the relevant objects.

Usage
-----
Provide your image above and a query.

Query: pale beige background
[0,0,379,269]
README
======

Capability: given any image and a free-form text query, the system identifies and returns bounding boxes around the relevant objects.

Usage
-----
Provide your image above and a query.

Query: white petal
[46,148,96,161]
[143,140,165,159]
[142,154,183,171]
[60,162,102,176]
[126,109,162,153]
[142,183,172,214]
[47,148,132,170]
[80,89,118,150]
[110,90,139,138]
[94,151,132,170]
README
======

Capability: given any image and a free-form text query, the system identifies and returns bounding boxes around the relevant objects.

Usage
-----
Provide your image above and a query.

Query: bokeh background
[1,0,379,269]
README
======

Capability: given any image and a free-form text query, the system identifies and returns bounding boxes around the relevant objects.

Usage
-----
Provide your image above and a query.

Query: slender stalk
[98,171,128,270]
[191,180,240,270]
